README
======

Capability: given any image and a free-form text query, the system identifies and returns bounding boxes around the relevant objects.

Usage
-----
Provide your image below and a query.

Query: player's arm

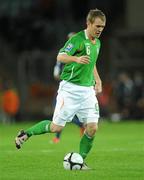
[57,36,89,64]
[57,53,90,64]
[93,65,102,94]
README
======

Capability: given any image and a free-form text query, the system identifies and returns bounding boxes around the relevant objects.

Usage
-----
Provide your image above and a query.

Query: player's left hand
[94,81,102,95]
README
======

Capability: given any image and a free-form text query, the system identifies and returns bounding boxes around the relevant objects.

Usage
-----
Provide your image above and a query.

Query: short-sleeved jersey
[58,30,101,86]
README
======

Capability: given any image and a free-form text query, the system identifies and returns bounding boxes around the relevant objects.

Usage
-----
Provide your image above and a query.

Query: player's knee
[86,123,98,137]
[50,123,63,133]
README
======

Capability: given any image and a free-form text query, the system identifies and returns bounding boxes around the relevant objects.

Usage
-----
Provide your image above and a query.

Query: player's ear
[87,20,92,27]
[86,20,89,26]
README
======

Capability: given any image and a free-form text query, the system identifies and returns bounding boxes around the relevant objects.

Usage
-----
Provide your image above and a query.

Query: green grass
[0,120,144,180]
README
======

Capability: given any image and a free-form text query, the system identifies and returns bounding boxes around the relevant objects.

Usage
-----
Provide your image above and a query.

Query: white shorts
[52,81,99,126]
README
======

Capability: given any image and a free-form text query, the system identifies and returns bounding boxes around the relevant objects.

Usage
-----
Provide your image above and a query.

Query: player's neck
[85,29,96,44]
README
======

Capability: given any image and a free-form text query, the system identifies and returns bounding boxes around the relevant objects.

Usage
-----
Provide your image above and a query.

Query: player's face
[88,17,106,38]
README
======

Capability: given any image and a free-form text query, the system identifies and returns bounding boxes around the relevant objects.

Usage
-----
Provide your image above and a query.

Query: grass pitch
[0,120,144,180]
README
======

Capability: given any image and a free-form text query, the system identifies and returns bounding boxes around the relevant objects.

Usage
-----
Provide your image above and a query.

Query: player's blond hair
[87,9,106,23]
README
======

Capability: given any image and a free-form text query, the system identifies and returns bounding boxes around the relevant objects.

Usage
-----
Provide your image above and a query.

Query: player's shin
[26,120,52,137]
[79,133,95,159]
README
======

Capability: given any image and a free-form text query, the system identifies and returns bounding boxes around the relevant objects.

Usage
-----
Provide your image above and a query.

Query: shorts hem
[52,118,67,127]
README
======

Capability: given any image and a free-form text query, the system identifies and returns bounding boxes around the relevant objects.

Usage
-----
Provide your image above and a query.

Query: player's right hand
[76,56,90,64]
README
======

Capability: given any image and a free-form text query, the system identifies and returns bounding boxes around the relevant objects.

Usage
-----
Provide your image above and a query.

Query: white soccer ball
[63,152,84,170]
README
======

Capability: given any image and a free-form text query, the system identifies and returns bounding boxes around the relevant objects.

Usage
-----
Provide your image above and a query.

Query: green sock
[25,120,51,137]
[79,133,95,159]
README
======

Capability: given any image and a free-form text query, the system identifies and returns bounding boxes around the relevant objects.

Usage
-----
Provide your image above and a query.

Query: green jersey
[59,30,101,86]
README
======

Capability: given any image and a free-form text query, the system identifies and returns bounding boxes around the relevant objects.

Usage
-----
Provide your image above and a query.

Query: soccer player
[52,32,84,143]
[15,9,106,170]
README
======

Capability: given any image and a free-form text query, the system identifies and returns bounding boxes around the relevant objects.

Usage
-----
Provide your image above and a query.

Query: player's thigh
[77,93,100,124]
[52,90,79,126]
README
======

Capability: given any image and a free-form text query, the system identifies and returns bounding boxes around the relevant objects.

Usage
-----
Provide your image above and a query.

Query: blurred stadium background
[0,0,144,123]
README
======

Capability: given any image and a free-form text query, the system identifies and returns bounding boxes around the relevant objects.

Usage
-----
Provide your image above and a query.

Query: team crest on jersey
[65,43,74,52]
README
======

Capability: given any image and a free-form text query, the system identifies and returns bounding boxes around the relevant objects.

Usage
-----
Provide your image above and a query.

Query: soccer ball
[63,152,83,170]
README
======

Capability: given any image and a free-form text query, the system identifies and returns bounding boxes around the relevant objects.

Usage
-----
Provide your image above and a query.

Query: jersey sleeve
[58,36,80,56]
